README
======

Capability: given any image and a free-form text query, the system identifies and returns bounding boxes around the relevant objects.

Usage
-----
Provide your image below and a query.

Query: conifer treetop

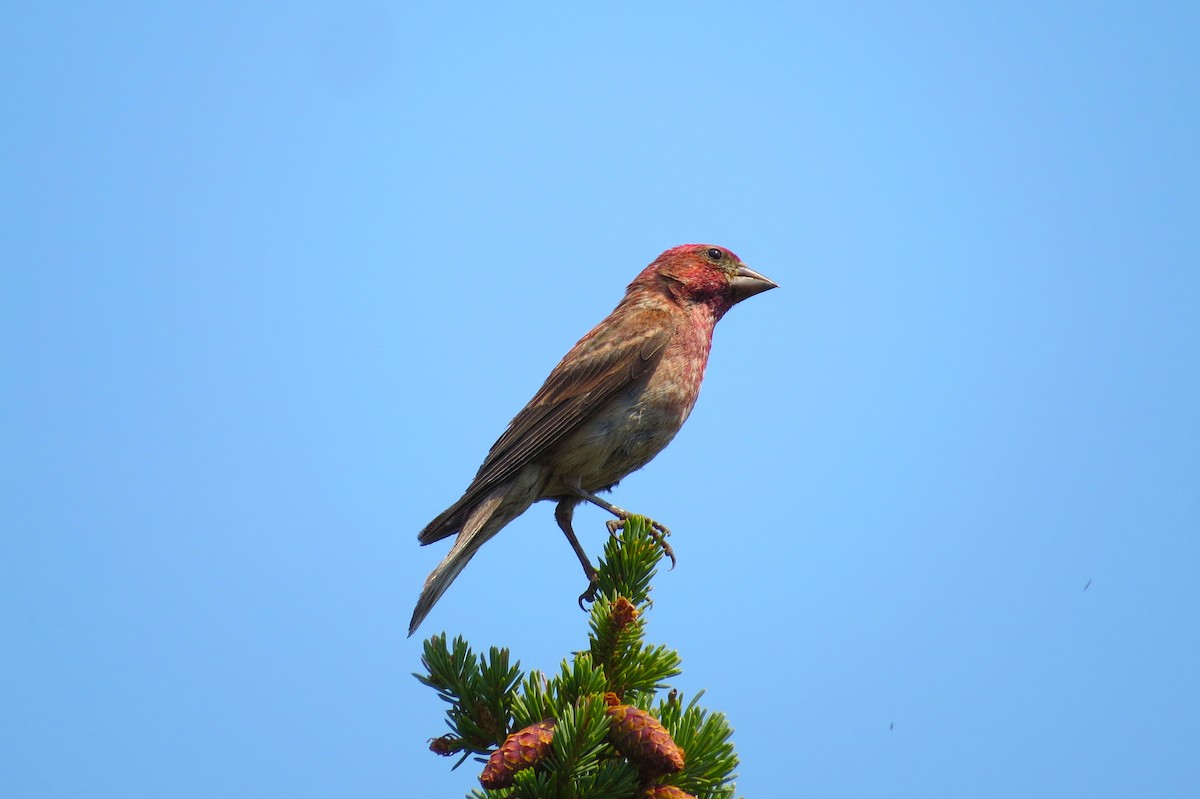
[415,517,741,799]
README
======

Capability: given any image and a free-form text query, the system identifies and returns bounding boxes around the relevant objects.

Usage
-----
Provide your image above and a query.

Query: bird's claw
[577,575,600,610]
[606,516,677,570]
[652,522,677,571]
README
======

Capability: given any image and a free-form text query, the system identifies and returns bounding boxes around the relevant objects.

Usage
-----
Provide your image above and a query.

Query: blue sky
[3,2,1199,797]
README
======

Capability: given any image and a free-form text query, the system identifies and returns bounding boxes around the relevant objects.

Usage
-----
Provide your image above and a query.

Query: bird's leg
[554,500,600,608]
[567,486,676,571]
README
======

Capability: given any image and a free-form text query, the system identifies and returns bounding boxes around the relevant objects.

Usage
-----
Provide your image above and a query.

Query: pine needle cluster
[415,517,741,799]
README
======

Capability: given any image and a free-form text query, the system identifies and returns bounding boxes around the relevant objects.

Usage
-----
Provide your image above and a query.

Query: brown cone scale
[478,719,557,790]
[641,786,698,799]
[605,699,685,774]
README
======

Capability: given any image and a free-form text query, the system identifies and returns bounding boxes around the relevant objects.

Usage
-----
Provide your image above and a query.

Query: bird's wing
[418,307,672,544]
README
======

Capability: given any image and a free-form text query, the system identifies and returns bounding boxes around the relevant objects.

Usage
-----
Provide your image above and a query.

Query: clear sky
[3,2,1199,797]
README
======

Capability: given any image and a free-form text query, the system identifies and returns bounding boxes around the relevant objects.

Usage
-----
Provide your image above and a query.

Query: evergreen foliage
[416,517,741,799]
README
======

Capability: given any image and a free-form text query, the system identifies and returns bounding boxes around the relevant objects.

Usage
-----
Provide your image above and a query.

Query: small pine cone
[611,596,639,629]
[478,719,557,790]
[474,701,503,741]
[606,703,685,774]
[428,734,463,756]
[641,785,698,799]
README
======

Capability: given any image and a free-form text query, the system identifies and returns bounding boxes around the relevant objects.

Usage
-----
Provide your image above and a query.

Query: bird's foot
[577,572,600,610]
[577,579,599,610]
[605,515,677,570]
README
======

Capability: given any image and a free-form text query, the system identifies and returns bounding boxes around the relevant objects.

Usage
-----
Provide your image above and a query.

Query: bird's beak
[730,265,779,303]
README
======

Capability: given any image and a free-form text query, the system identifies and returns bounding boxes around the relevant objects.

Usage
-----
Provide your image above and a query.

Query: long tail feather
[408,484,534,636]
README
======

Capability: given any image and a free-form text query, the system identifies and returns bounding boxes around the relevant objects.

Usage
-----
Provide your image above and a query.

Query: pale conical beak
[729,265,779,303]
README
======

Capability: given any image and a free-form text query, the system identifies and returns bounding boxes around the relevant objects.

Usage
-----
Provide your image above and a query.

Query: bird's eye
[706,247,723,261]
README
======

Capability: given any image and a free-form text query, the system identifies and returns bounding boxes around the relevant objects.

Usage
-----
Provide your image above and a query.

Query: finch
[409,244,776,635]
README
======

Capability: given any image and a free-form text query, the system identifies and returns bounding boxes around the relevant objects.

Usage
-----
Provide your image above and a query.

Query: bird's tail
[408,484,535,636]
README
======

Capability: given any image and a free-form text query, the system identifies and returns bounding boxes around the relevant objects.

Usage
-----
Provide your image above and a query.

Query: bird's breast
[544,326,711,493]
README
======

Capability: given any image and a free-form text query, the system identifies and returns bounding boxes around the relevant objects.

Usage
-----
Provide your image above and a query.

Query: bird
[408,244,777,635]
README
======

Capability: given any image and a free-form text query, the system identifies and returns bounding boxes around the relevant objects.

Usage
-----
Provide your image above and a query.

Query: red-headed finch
[409,244,776,635]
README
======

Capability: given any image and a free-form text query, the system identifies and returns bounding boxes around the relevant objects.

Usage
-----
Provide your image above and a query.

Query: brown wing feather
[418,306,673,544]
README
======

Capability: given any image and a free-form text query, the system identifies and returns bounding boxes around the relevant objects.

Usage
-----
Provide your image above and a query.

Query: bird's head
[634,244,778,320]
